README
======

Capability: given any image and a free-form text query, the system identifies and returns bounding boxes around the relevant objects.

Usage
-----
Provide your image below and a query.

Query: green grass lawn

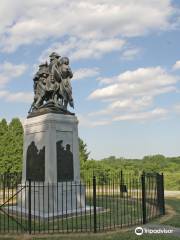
[0,196,179,239]
[0,196,145,233]
[0,230,179,240]
[157,198,180,228]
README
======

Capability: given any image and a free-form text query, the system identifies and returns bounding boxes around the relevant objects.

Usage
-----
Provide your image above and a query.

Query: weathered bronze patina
[28,52,74,117]
[56,140,74,181]
[26,141,45,181]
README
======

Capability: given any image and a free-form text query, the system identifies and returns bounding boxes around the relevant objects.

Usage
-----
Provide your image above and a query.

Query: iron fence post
[120,170,123,198]
[93,175,97,233]
[3,173,6,203]
[157,173,165,215]
[161,173,165,215]
[28,179,32,234]
[156,173,161,215]
[141,173,146,224]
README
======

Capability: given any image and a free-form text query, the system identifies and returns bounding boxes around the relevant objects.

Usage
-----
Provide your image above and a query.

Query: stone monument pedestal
[18,113,85,217]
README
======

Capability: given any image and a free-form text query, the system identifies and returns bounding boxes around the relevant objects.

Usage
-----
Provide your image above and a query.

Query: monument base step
[7,206,103,219]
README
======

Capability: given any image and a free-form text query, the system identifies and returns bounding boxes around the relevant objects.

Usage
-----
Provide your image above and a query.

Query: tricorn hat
[49,52,60,58]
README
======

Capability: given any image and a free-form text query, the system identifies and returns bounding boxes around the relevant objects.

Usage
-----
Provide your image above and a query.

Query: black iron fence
[0,172,165,234]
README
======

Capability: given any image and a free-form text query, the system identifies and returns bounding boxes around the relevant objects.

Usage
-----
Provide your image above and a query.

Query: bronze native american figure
[28,52,74,117]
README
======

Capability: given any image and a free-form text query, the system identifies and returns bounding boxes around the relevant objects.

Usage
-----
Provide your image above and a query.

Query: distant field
[81,155,180,191]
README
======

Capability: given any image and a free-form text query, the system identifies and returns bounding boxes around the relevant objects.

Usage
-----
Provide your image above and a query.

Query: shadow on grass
[1,197,179,240]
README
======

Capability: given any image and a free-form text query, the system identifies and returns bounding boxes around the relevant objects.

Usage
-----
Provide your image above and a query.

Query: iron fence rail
[0,172,165,234]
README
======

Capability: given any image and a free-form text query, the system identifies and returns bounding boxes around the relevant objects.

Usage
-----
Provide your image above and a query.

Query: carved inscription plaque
[26,141,45,181]
[56,140,74,181]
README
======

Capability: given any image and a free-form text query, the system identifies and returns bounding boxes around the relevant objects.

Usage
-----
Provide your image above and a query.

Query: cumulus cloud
[0,0,177,54]
[77,113,111,127]
[79,106,169,127]
[0,61,31,109]
[0,90,33,103]
[173,60,180,70]
[0,61,28,87]
[121,48,141,60]
[84,66,179,125]
[89,67,178,100]
[174,104,180,113]
[0,61,31,104]
[113,108,168,121]
[0,90,8,98]
[89,96,153,116]
[39,37,125,62]
[73,67,100,81]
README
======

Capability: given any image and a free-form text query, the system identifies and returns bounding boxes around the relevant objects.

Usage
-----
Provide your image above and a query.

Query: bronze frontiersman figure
[28,52,74,115]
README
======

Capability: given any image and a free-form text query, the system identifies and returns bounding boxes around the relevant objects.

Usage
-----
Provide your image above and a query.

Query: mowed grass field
[0,196,144,233]
[0,193,180,240]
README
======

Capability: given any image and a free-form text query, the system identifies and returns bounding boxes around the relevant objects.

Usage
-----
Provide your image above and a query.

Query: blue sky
[0,0,180,159]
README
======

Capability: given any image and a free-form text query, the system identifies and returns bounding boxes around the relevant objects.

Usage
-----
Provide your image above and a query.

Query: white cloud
[39,37,125,62]
[0,62,30,106]
[121,48,141,60]
[89,96,153,116]
[0,90,33,103]
[73,68,100,81]
[174,104,180,113]
[77,113,111,127]
[79,106,169,127]
[113,108,168,121]
[6,92,33,103]
[173,60,180,70]
[0,0,177,53]
[0,90,8,98]
[85,65,179,125]
[89,67,178,100]
[0,61,28,87]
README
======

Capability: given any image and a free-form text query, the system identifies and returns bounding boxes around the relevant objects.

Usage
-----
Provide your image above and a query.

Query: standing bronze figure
[28,52,74,117]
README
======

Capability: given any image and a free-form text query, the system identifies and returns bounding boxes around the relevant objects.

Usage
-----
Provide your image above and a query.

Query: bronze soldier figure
[28,52,74,116]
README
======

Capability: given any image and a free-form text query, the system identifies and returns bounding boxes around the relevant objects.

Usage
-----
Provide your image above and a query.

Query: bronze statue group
[29,52,74,113]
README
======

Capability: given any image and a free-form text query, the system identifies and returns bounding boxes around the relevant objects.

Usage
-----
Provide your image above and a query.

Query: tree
[0,119,9,173]
[8,118,23,172]
[0,118,23,173]
[79,138,90,167]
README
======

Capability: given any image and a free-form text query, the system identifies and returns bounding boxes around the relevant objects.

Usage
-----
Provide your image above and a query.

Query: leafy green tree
[1,117,180,190]
[79,138,90,167]
[0,119,9,173]
[8,118,23,172]
[0,118,23,173]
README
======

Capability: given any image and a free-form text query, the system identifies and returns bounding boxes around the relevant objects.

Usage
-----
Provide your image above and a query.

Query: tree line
[0,118,90,173]
[81,154,180,190]
[0,118,23,173]
[0,118,179,190]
